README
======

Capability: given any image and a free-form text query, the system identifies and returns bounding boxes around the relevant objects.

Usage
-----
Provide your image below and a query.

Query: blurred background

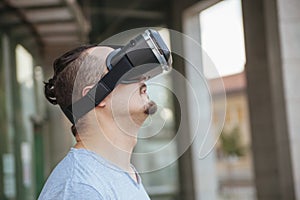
[0,0,299,199]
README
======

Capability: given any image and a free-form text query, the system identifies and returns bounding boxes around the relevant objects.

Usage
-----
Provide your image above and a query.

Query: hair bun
[44,78,58,105]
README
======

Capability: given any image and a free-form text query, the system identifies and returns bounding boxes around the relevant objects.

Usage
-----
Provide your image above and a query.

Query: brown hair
[44,44,107,136]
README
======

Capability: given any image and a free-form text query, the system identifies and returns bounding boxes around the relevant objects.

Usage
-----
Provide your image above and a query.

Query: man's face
[86,46,157,128]
[109,81,157,125]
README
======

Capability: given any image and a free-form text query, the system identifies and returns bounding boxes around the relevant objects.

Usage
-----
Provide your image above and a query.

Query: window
[16,44,36,198]
[200,0,246,79]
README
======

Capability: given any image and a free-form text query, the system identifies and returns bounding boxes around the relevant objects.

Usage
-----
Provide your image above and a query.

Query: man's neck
[74,116,140,173]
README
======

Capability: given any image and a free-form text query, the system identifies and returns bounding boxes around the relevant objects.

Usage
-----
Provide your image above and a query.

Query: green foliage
[220,126,245,157]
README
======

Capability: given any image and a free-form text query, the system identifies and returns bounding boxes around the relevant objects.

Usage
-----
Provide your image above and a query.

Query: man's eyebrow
[140,83,146,87]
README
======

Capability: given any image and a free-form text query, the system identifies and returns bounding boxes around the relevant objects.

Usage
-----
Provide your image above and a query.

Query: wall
[277,0,300,199]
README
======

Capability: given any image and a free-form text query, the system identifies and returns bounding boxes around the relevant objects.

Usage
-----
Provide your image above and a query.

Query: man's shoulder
[38,180,104,200]
[38,148,119,199]
[43,148,113,184]
[69,148,119,183]
[39,148,151,200]
[59,148,148,199]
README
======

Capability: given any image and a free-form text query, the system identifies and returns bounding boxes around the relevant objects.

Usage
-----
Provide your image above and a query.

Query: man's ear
[97,101,106,108]
[82,85,106,108]
[82,85,93,97]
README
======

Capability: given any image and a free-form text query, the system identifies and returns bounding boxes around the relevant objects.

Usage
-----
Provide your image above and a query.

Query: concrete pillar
[166,1,203,199]
[276,0,300,199]
[242,0,295,199]
[183,5,219,200]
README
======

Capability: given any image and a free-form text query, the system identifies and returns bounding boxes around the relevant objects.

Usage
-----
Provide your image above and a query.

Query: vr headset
[62,29,173,124]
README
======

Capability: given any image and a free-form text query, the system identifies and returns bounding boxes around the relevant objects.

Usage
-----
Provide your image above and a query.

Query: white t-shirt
[38,148,150,200]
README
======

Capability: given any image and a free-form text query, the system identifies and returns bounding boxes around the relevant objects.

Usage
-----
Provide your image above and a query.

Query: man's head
[44,45,157,136]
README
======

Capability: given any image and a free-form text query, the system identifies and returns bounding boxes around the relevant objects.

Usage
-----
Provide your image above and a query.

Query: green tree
[220,126,245,157]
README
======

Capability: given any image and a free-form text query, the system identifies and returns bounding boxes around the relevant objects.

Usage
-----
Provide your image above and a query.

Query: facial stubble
[144,100,157,115]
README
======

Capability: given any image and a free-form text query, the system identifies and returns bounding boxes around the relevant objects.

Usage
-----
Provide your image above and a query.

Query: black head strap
[61,47,132,124]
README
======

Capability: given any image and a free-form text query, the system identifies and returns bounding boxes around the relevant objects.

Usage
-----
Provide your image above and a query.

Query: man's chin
[144,100,157,115]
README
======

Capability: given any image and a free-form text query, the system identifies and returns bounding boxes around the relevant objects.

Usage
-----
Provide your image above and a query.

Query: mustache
[144,100,157,115]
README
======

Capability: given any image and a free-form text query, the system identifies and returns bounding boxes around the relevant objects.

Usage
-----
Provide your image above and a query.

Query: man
[39,44,159,199]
